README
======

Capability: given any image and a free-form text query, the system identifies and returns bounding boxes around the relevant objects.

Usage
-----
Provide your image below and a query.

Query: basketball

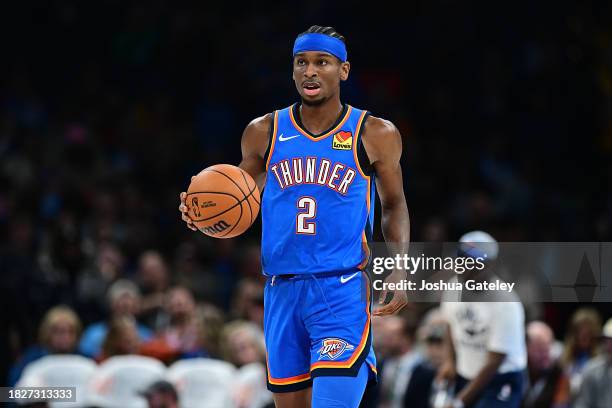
[186,164,260,238]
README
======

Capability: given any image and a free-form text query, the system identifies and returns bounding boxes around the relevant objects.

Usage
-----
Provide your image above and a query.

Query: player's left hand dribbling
[373,270,409,316]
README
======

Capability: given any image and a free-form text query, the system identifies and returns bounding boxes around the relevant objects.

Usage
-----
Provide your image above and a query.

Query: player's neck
[299,97,343,135]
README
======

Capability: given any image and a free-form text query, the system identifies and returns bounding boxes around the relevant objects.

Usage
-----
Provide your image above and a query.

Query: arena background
[1,1,611,407]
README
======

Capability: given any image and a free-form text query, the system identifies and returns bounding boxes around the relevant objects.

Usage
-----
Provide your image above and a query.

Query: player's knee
[311,363,370,408]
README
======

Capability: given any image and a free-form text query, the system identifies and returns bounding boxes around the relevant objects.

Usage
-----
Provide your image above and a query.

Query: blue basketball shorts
[263,269,377,393]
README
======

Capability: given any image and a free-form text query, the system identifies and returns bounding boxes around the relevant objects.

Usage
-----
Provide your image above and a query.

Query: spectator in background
[9,305,81,386]
[404,308,448,408]
[141,286,205,363]
[140,380,179,408]
[194,303,225,359]
[368,314,398,408]
[78,279,153,358]
[574,318,612,408]
[222,321,270,408]
[97,316,141,362]
[373,313,395,362]
[137,250,171,331]
[522,321,570,408]
[378,315,421,408]
[221,320,266,367]
[560,307,602,398]
[234,362,274,408]
[173,241,214,301]
[76,241,126,322]
[230,278,265,327]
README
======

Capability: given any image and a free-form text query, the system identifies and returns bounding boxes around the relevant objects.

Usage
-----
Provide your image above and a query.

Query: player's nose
[304,62,317,78]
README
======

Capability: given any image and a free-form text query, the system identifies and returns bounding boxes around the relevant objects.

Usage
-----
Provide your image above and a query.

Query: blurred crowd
[1,0,612,407]
[371,306,612,408]
[7,287,612,408]
[8,268,272,408]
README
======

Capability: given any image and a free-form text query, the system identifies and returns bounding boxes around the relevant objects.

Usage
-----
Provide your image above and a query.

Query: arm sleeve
[487,302,524,354]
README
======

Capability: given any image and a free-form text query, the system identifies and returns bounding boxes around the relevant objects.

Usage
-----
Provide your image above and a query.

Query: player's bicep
[239,114,271,191]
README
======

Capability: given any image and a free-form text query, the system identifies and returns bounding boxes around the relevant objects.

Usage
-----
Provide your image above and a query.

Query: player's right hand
[373,269,409,316]
[179,190,197,231]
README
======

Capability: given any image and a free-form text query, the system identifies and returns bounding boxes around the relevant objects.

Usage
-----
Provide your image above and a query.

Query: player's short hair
[300,25,346,44]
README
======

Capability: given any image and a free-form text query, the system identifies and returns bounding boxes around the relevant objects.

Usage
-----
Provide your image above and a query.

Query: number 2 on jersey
[296,196,316,234]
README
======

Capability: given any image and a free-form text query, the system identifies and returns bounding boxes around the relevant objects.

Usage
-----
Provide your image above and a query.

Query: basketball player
[179,26,410,407]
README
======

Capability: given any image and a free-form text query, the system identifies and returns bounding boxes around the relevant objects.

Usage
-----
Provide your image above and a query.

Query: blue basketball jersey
[261,103,375,276]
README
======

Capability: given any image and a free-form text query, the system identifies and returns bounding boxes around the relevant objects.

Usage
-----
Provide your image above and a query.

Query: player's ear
[340,61,350,81]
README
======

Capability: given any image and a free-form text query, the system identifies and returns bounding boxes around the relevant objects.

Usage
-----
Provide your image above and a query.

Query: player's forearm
[380,203,410,281]
[380,201,410,251]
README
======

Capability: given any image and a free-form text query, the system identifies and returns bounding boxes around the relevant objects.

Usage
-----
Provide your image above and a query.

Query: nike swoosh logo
[278,133,300,142]
[340,272,359,284]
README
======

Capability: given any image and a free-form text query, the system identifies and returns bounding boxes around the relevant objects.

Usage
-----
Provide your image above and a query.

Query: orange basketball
[186,164,260,238]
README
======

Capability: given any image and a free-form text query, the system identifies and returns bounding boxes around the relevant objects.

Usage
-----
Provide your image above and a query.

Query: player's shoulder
[242,114,273,159]
[361,114,401,157]
[245,113,273,135]
[362,114,400,140]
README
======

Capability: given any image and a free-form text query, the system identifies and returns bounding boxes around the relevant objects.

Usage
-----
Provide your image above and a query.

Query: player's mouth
[302,81,321,96]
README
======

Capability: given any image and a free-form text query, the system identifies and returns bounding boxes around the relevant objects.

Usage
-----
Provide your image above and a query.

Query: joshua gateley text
[373,279,516,293]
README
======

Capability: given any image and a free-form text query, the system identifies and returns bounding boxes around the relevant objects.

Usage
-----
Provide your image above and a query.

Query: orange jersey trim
[265,111,279,171]
[357,231,371,270]
[267,372,311,385]
[310,277,371,370]
[266,354,311,385]
[365,167,371,212]
[289,104,353,142]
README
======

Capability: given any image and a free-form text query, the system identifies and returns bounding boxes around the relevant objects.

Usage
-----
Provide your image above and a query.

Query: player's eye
[296,59,306,66]
[318,59,328,66]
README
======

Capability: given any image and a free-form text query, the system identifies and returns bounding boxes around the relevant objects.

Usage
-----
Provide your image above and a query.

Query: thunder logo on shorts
[318,338,355,360]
